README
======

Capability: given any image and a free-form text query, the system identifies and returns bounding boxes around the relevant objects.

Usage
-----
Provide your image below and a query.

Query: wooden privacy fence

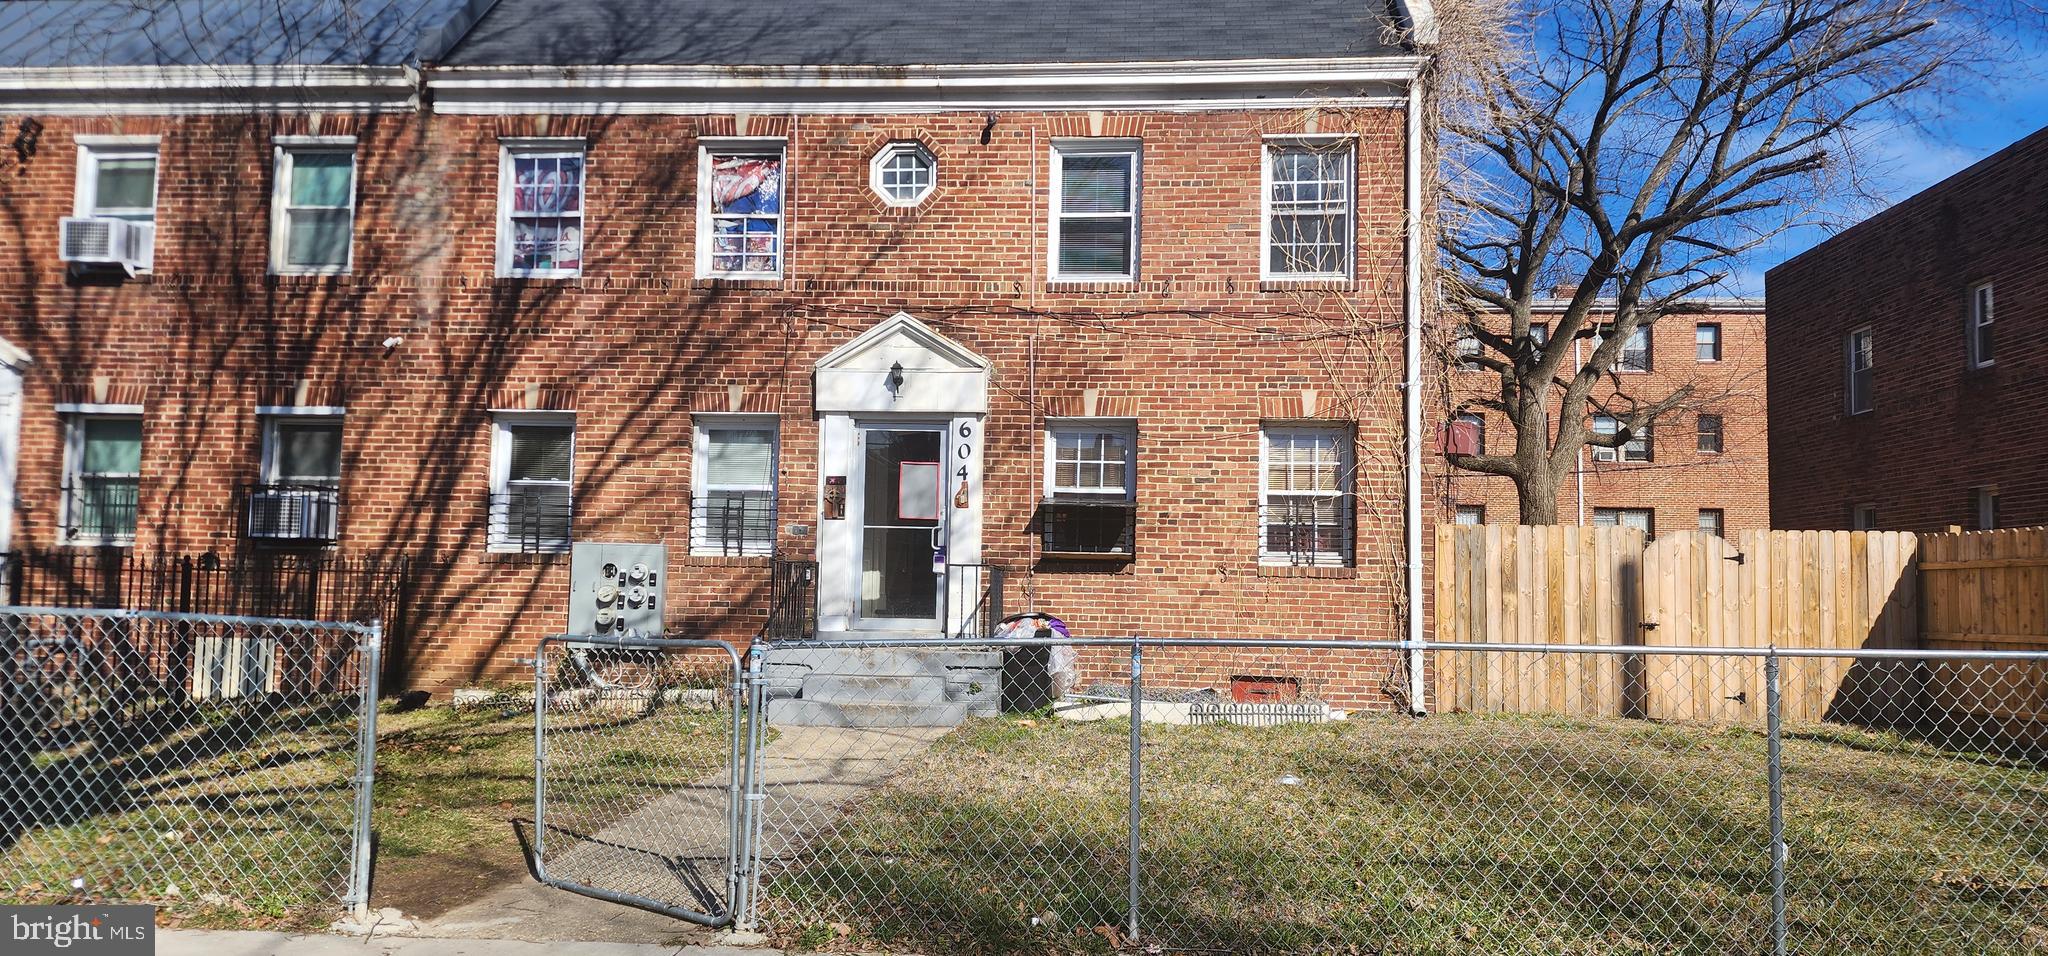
[1433,526,1923,722]
[1920,528,2048,724]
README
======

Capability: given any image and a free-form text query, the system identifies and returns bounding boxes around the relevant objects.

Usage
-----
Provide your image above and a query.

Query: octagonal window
[871,143,936,206]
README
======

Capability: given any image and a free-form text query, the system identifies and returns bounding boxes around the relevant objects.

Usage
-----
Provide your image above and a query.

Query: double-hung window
[698,140,785,279]
[1698,509,1725,537]
[250,413,343,542]
[1050,140,1140,281]
[271,140,356,274]
[1042,421,1138,558]
[1696,414,1724,454]
[1593,507,1655,536]
[1845,328,1874,415]
[1968,282,1995,369]
[1696,323,1722,362]
[1454,505,1485,526]
[75,137,158,268]
[499,141,585,277]
[1592,415,1651,463]
[62,413,143,545]
[1263,139,1353,279]
[1595,324,1653,372]
[693,417,778,556]
[1259,425,1354,567]
[490,413,574,553]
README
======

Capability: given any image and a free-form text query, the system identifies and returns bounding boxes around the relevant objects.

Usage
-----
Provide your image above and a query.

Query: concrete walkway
[160,929,772,956]
[404,724,947,944]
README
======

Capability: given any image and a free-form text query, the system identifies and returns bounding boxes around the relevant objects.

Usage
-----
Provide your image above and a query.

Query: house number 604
[955,422,973,484]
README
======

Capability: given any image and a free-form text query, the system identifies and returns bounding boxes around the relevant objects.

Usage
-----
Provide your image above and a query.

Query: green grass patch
[762,713,2048,955]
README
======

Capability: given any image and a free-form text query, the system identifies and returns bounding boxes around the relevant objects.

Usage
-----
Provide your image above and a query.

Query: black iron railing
[2,547,407,626]
[243,482,341,543]
[488,489,572,553]
[61,479,139,544]
[943,562,1005,640]
[692,491,776,557]
[1039,498,1137,558]
[765,558,817,642]
[1261,497,1353,567]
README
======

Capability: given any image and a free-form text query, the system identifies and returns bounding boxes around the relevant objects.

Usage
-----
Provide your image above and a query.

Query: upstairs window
[1696,414,1724,454]
[1455,412,1486,454]
[693,417,778,557]
[871,142,936,206]
[1592,415,1651,463]
[1050,141,1139,281]
[271,142,356,274]
[1696,323,1722,362]
[1456,330,1484,370]
[1259,425,1354,567]
[63,414,143,546]
[74,139,158,269]
[249,414,343,543]
[1263,139,1354,279]
[698,141,785,279]
[1845,328,1874,415]
[1968,282,1995,369]
[490,413,574,553]
[499,142,585,277]
[1593,324,1653,372]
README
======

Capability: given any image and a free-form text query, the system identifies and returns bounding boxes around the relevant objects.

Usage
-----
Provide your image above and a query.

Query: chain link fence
[0,606,380,920]
[712,637,2047,955]
[532,635,744,926]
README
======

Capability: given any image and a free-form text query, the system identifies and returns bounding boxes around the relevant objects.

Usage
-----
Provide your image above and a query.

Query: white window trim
[1259,134,1356,282]
[1592,507,1655,535]
[691,414,780,556]
[488,410,575,553]
[269,141,358,276]
[61,412,142,548]
[1455,504,1485,525]
[1257,424,1355,568]
[497,139,588,279]
[1845,326,1874,415]
[869,141,936,208]
[1048,138,1141,284]
[695,137,787,281]
[73,139,160,271]
[1967,281,1995,370]
[1592,415,1651,463]
[1042,418,1138,501]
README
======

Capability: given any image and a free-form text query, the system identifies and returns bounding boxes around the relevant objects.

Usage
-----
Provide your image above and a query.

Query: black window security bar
[489,489,572,553]
[62,478,140,544]
[694,491,777,557]
[1261,497,1352,567]
[243,482,341,543]
[1039,498,1137,559]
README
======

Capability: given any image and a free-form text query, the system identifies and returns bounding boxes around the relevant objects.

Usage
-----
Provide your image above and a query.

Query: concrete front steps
[762,639,1001,728]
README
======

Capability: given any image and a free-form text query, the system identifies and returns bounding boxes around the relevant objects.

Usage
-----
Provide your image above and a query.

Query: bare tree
[1431,0,2036,523]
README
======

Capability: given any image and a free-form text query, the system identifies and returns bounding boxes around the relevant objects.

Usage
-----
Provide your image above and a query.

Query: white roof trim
[0,64,418,114]
[428,56,1426,114]
[814,312,991,415]
[55,403,143,415]
[0,335,31,370]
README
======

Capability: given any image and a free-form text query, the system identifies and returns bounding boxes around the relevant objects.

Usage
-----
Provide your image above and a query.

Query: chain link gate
[531,635,745,927]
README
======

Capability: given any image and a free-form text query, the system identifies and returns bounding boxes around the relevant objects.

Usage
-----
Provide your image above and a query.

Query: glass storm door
[857,426,945,629]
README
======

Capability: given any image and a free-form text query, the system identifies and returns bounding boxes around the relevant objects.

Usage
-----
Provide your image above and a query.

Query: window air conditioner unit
[59,217,152,274]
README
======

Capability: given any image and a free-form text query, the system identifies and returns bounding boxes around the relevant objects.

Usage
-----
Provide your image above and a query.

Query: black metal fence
[2,548,408,649]
[764,558,816,643]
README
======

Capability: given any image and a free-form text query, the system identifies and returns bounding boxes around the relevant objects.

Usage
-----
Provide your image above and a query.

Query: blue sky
[1733,32,2048,295]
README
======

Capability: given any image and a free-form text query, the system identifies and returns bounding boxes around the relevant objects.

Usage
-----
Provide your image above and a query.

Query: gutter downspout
[1403,61,1429,717]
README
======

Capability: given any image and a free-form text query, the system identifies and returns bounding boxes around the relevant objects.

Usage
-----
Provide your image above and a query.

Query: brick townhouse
[1442,298,1770,535]
[1767,124,2047,532]
[0,0,1442,705]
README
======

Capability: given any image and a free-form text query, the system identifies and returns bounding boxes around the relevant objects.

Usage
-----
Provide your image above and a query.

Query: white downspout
[1403,63,1429,717]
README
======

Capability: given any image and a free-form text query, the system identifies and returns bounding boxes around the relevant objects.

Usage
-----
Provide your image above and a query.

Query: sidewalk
[159,929,774,956]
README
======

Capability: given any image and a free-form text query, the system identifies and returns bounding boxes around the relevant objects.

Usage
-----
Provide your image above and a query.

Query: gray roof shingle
[439,0,1404,67]
[0,0,472,68]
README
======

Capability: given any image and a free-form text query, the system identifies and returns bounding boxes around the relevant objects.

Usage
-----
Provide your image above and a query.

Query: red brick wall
[0,107,1425,706]
[1441,309,1771,534]
[1766,126,2048,532]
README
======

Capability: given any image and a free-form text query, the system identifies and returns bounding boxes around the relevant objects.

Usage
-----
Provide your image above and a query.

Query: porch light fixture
[887,361,906,395]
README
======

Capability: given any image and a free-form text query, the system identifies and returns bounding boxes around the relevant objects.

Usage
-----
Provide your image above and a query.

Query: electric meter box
[568,542,668,639]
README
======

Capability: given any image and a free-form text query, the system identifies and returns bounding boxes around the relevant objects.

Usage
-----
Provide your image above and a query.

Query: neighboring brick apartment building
[0,0,1441,702]
[1767,125,2048,532]
[1442,299,1770,535]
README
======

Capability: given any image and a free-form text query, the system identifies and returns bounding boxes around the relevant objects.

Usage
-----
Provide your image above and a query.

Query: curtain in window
[709,154,783,275]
